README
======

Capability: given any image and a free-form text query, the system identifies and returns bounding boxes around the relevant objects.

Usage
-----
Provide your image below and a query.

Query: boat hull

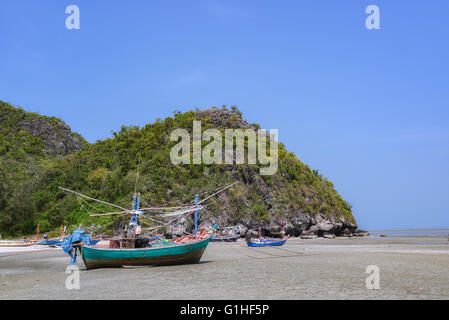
[211,237,238,242]
[81,236,211,270]
[246,238,288,247]
[0,242,33,247]
[39,238,98,247]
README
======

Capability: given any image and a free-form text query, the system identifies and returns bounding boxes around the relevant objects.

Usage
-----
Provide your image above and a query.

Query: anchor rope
[224,241,303,259]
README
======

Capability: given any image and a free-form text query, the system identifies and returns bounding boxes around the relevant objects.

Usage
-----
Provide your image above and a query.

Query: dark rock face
[19,116,86,156]
[196,108,252,130]
[164,210,368,239]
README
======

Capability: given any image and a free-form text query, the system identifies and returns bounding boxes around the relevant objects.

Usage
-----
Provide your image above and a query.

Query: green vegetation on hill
[0,101,354,237]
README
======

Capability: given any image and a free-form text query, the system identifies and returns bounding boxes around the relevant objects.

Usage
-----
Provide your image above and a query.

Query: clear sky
[1,0,448,230]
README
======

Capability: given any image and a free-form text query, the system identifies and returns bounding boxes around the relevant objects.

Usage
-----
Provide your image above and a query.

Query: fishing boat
[38,238,67,246]
[246,237,288,247]
[39,237,100,247]
[209,225,239,242]
[245,226,289,247]
[59,182,237,269]
[0,240,33,247]
[211,236,238,242]
[81,233,211,270]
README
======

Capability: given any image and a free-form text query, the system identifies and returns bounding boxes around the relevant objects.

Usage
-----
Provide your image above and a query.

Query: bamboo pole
[197,182,238,205]
[58,187,128,211]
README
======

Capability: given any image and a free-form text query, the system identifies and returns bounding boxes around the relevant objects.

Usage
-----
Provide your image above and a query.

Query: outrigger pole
[59,181,238,235]
[197,182,239,205]
[58,187,128,211]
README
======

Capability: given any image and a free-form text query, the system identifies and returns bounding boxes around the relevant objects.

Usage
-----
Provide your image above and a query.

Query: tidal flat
[0,236,448,300]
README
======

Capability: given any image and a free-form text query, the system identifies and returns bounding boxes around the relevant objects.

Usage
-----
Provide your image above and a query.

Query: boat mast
[130,193,136,227]
[135,192,141,226]
[195,194,198,239]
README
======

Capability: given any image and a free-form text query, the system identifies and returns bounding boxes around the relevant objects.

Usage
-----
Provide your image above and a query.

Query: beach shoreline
[0,235,448,300]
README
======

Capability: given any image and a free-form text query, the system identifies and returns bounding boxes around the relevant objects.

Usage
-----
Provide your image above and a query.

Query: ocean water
[369,228,449,237]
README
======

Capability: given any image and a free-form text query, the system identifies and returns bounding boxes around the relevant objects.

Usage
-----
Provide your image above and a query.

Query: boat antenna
[134,144,142,195]
[195,194,198,239]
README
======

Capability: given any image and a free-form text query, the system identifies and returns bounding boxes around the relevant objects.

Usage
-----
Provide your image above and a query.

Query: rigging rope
[140,182,236,208]
[77,196,107,213]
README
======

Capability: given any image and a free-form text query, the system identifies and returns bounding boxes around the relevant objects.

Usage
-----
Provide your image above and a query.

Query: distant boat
[38,238,68,246]
[0,240,33,247]
[246,237,288,247]
[211,236,238,242]
[38,238,99,247]
[246,226,289,247]
[208,224,239,242]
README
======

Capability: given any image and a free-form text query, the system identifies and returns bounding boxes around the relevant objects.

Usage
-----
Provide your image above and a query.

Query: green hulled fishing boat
[59,182,237,270]
[81,236,211,270]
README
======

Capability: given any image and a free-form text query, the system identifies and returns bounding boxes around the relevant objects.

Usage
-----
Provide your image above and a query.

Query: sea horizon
[368,228,449,237]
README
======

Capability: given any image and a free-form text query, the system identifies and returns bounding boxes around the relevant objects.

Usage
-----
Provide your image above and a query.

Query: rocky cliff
[0,102,367,238]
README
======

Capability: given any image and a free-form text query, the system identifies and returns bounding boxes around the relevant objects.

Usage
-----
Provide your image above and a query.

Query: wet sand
[0,236,448,300]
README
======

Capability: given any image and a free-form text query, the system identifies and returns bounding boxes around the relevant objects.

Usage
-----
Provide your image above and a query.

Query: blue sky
[1,0,448,230]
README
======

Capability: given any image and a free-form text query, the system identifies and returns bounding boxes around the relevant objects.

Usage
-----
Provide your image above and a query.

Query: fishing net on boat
[134,235,151,248]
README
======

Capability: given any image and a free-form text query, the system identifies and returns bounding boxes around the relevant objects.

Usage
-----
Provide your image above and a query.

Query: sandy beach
[0,236,448,300]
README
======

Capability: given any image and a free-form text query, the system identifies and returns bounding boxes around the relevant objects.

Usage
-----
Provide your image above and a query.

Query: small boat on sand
[211,236,238,242]
[245,226,289,247]
[0,240,33,247]
[246,237,288,247]
[38,238,67,246]
[209,224,239,242]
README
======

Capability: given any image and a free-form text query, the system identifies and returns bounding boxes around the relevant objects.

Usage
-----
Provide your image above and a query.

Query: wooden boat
[0,240,34,247]
[39,238,99,247]
[246,225,289,247]
[38,238,67,246]
[58,182,238,269]
[211,236,238,242]
[246,236,288,247]
[81,235,211,270]
[60,191,213,269]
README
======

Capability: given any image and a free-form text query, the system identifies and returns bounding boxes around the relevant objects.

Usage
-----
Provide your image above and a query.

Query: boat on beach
[58,182,238,269]
[245,225,289,247]
[211,236,238,242]
[81,234,211,269]
[246,236,288,247]
[38,238,67,246]
[0,240,33,247]
[39,238,100,247]
[209,225,240,242]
